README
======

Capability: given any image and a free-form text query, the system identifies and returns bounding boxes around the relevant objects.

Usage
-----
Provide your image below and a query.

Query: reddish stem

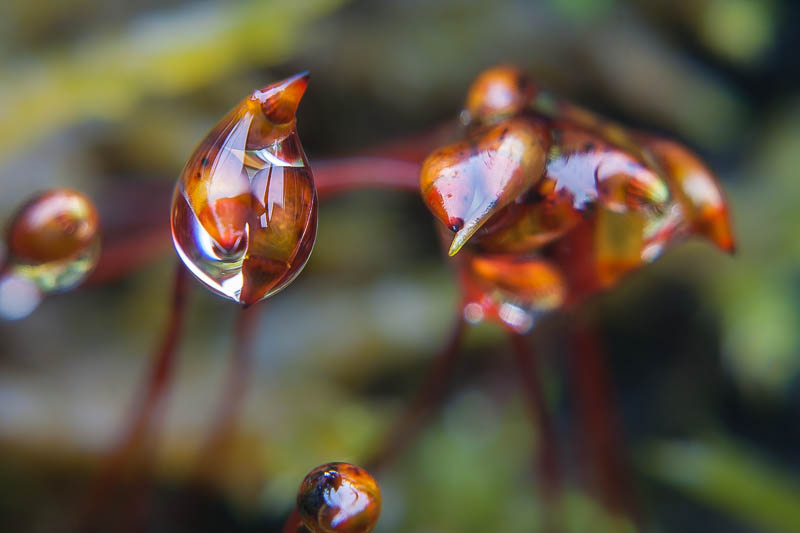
[193,304,261,484]
[281,508,304,533]
[509,332,563,533]
[280,316,466,533]
[569,321,642,529]
[78,262,189,530]
[364,316,466,472]
[315,157,421,199]
[82,156,422,287]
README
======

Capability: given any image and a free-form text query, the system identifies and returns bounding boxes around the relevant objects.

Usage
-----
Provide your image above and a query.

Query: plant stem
[281,508,304,533]
[78,262,189,530]
[315,157,421,199]
[509,332,563,533]
[280,315,466,533]
[193,303,261,484]
[84,156,423,286]
[364,315,466,472]
[569,320,643,530]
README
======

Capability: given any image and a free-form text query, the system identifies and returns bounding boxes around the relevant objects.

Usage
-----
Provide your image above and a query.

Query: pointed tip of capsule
[447,202,500,256]
[701,216,737,255]
[254,71,310,124]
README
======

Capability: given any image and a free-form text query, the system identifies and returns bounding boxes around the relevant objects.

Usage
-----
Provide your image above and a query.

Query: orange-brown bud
[643,138,735,253]
[465,65,537,124]
[420,117,549,255]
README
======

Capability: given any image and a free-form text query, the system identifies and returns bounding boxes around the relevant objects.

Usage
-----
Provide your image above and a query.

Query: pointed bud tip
[448,232,469,256]
[254,71,311,124]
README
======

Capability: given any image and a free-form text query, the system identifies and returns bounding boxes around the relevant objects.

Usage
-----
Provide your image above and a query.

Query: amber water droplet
[297,462,381,533]
[171,73,317,305]
[4,188,100,294]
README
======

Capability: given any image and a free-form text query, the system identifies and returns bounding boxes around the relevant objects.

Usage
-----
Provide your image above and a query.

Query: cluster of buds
[420,66,734,333]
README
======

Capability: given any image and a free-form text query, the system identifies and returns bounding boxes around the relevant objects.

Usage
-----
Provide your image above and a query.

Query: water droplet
[4,188,100,294]
[297,462,381,533]
[171,73,317,305]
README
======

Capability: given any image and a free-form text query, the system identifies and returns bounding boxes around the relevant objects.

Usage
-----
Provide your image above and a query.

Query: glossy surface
[297,462,381,533]
[4,188,100,293]
[642,136,735,253]
[465,65,538,125]
[420,117,549,255]
[171,73,317,305]
[421,65,735,332]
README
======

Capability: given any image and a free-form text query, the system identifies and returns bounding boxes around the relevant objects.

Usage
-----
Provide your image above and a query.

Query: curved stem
[281,508,305,533]
[569,320,642,529]
[280,316,466,533]
[83,156,423,287]
[364,316,466,472]
[315,157,421,199]
[78,262,189,530]
[193,304,261,484]
[509,332,563,533]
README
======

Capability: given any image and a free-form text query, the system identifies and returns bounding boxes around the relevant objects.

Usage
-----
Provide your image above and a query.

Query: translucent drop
[297,462,381,533]
[4,188,100,294]
[170,73,317,306]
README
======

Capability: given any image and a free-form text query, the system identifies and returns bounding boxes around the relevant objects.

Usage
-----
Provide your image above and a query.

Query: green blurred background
[2,0,800,531]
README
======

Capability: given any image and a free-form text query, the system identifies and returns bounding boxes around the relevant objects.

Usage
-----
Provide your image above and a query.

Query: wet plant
[1,66,734,533]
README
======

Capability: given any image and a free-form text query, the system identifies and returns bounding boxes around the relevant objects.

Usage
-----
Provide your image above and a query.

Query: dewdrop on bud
[297,462,381,533]
[171,72,317,306]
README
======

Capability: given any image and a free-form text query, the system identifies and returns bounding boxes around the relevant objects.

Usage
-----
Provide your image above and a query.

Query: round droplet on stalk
[1,188,100,320]
[171,72,318,306]
[4,188,100,292]
[297,462,381,533]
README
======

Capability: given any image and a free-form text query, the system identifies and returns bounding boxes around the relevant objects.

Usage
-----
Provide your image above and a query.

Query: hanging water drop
[170,72,318,305]
[297,462,381,533]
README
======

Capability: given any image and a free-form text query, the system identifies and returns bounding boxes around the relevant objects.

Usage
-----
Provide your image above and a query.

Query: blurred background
[1,0,800,531]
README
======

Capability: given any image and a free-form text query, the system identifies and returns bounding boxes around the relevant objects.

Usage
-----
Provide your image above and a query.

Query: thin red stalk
[569,321,642,529]
[281,508,304,533]
[193,304,261,484]
[78,262,189,530]
[364,316,466,472]
[315,157,421,199]
[280,316,465,533]
[83,156,422,286]
[509,332,563,533]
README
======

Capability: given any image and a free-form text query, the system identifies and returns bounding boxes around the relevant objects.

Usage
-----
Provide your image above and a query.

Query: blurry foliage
[1,0,800,532]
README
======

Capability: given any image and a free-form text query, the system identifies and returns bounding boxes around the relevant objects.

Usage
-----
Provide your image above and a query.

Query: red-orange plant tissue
[420,66,735,333]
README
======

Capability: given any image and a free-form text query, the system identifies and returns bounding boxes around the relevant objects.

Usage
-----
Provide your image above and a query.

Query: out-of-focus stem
[193,304,261,484]
[364,316,466,472]
[281,508,305,533]
[280,316,466,533]
[569,320,642,530]
[315,157,421,199]
[78,262,189,530]
[83,156,423,287]
[509,332,563,533]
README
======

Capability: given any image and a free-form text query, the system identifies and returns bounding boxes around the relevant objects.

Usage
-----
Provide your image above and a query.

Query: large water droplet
[170,73,318,306]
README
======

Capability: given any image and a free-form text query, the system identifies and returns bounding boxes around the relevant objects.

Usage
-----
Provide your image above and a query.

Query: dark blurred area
[2,0,800,532]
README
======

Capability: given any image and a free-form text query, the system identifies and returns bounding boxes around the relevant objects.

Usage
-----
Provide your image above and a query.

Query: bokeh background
[2,0,800,531]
